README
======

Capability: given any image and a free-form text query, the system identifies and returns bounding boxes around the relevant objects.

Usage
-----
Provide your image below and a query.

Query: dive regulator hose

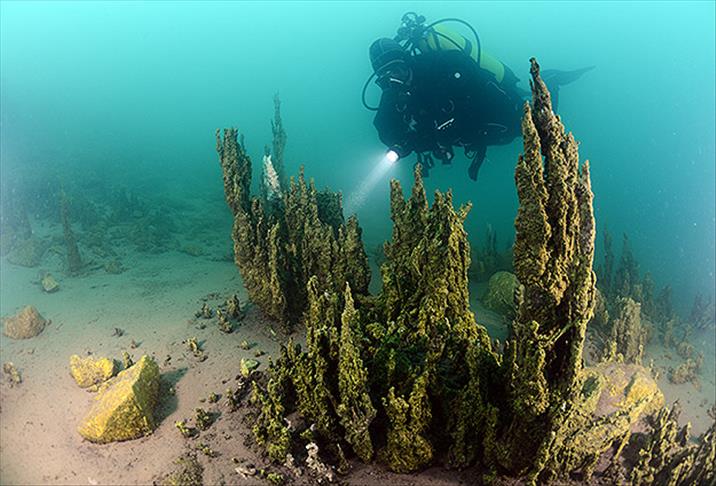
[362,72,379,111]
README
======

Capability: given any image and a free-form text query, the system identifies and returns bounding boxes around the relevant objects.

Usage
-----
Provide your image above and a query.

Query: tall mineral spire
[501,57,597,479]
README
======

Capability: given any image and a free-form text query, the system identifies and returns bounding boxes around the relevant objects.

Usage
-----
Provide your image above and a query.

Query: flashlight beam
[344,154,395,215]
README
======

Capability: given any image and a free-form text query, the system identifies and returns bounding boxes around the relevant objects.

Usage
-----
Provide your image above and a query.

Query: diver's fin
[541,65,595,87]
[540,65,595,111]
[467,145,487,181]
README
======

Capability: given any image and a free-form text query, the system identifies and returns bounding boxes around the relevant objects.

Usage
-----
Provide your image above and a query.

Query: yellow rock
[41,273,59,293]
[240,358,259,377]
[2,305,47,339]
[78,355,160,443]
[70,355,116,388]
[550,362,664,476]
[590,362,664,419]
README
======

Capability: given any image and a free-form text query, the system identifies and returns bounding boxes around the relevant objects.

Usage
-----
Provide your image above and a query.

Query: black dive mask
[369,38,412,90]
[376,62,412,90]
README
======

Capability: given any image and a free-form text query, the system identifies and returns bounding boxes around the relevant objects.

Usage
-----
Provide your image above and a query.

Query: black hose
[362,16,482,112]
[425,17,482,66]
[361,72,379,111]
[428,29,467,53]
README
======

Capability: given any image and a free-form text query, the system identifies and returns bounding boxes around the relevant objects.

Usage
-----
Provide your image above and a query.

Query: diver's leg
[468,145,487,181]
[541,66,595,112]
[415,152,434,177]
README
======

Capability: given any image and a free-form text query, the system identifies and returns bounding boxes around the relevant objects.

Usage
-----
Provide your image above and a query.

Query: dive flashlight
[386,149,400,164]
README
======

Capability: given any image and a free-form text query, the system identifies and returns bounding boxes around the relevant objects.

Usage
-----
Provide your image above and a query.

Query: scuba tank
[363,13,520,110]
[417,25,506,84]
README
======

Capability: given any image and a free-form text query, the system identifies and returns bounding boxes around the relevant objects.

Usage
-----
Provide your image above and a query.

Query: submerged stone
[3,362,22,386]
[240,358,259,377]
[104,260,125,274]
[482,271,520,316]
[543,362,664,478]
[6,237,46,267]
[41,273,60,293]
[70,354,116,389]
[2,305,47,339]
[590,362,664,419]
[78,355,160,443]
[182,244,204,257]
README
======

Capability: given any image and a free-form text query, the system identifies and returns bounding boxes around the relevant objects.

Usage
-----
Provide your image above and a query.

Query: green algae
[217,109,370,329]
[336,284,376,462]
[499,58,597,481]
[245,165,497,473]
[630,402,715,485]
[251,372,292,463]
[220,59,713,483]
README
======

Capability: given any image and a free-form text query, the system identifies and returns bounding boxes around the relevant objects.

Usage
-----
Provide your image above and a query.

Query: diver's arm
[373,88,414,156]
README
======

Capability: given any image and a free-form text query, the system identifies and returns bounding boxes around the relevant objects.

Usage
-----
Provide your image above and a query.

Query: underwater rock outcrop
[78,355,160,443]
[3,362,22,386]
[536,362,663,481]
[70,354,116,389]
[270,93,288,190]
[240,358,260,377]
[159,453,204,486]
[6,236,47,268]
[613,233,641,302]
[595,229,677,335]
[217,109,370,329]
[482,271,520,316]
[41,272,60,293]
[2,305,47,339]
[668,355,703,388]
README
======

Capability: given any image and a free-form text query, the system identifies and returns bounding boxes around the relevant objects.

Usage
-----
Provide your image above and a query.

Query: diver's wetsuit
[373,49,524,179]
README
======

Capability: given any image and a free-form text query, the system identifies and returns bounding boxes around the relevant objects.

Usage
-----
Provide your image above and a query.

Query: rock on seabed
[240,358,259,377]
[2,305,47,339]
[41,273,60,293]
[78,355,160,443]
[6,237,46,267]
[482,271,520,316]
[69,354,116,389]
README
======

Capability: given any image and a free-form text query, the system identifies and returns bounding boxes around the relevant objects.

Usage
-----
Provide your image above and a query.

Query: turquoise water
[1,1,714,309]
[1,3,715,482]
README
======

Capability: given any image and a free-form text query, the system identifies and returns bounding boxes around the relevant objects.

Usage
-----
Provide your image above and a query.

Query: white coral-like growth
[263,154,282,200]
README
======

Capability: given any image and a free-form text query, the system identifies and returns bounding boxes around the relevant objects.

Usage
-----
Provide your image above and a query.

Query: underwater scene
[1,1,714,485]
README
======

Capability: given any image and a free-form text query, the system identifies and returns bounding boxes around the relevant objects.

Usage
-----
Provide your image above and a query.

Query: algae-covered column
[500,58,596,479]
[271,93,288,188]
[217,108,370,329]
[217,128,289,324]
[60,190,83,274]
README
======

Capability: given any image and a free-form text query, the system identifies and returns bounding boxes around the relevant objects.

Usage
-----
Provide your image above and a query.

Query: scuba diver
[363,13,594,180]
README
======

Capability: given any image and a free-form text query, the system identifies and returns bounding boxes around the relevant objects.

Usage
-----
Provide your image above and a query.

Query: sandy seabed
[0,237,714,486]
